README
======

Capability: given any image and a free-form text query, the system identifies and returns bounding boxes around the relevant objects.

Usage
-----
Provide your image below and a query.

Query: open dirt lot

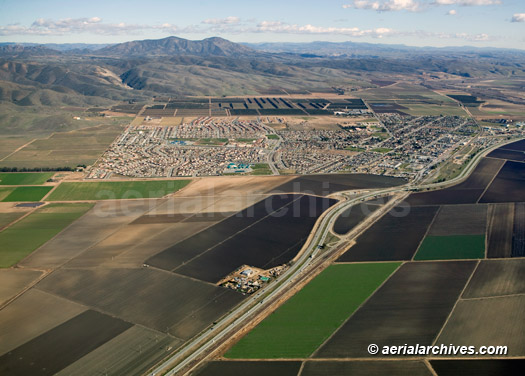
[178,175,293,198]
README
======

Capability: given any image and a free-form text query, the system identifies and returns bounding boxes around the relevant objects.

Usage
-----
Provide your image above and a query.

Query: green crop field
[414,235,486,260]
[225,262,401,359]
[0,187,14,201]
[0,172,54,185]
[266,134,279,140]
[2,186,53,202]
[47,180,191,201]
[0,212,26,229]
[0,203,93,267]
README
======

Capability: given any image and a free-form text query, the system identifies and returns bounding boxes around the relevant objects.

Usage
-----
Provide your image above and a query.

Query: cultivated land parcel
[0,203,93,267]
[47,180,190,201]
[225,263,401,359]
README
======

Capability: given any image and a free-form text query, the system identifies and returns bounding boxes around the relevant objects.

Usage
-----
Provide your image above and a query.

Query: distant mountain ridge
[0,44,62,57]
[95,36,255,57]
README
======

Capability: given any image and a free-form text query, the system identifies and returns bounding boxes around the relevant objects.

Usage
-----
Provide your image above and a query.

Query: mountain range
[0,35,523,109]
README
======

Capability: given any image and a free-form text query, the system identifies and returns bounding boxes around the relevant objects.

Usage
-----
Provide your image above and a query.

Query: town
[87,113,520,180]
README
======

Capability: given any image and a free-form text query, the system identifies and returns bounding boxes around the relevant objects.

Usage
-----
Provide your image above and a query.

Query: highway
[148,135,523,376]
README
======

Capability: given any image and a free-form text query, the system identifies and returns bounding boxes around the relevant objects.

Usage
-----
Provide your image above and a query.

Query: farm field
[0,310,132,376]
[487,149,525,163]
[150,195,336,283]
[174,195,336,282]
[332,197,390,235]
[301,361,433,376]
[435,295,525,356]
[55,325,181,376]
[18,200,153,269]
[0,211,27,229]
[512,202,525,257]
[462,259,525,298]
[65,219,216,269]
[486,203,514,258]
[428,205,487,236]
[0,269,43,305]
[480,161,525,203]
[0,188,13,201]
[271,173,406,196]
[405,156,506,206]
[147,194,301,271]
[453,157,504,190]
[414,235,485,260]
[0,137,32,160]
[500,139,525,151]
[1,186,52,202]
[195,361,302,376]
[0,172,54,185]
[0,123,124,169]
[430,359,525,376]
[0,289,87,356]
[405,188,483,206]
[337,206,438,262]
[314,261,476,358]
[36,267,244,340]
[402,103,467,117]
[47,179,190,201]
[225,263,400,359]
[0,203,93,267]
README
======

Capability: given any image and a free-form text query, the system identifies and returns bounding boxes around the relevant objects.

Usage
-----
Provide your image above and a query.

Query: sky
[0,0,524,49]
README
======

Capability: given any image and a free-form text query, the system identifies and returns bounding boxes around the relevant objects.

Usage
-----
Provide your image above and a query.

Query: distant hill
[245,41,525,58]
[0,44,62,58]
[96,36,255,57]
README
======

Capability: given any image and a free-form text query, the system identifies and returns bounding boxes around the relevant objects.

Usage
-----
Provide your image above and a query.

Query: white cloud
[343,0,501,12]
[434,0,501,5]
[343,0,421,12]
[202,16,240,25]
[447,9,457,15]
[511,13,525,23]
[255,21,396,38]
[0,17,152,36]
